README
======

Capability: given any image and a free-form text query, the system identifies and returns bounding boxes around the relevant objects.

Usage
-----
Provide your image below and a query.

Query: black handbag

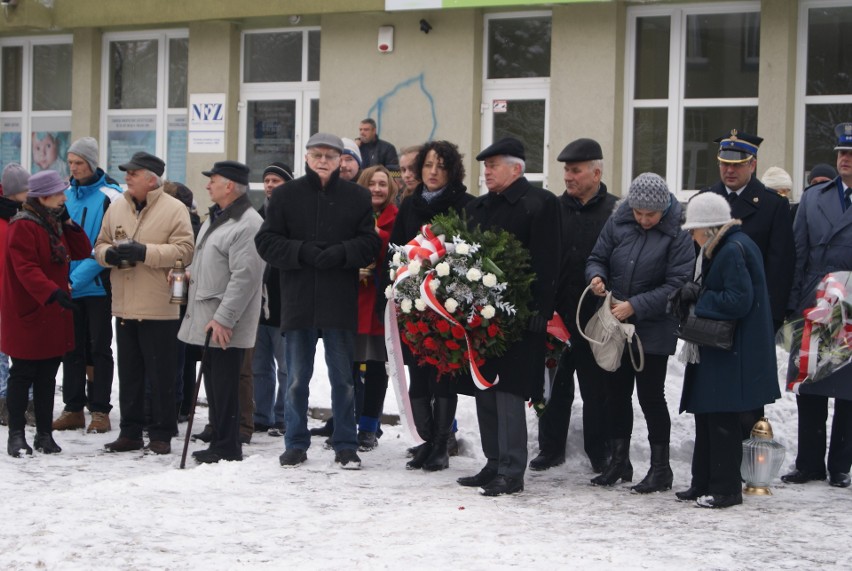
[675,313,736,350]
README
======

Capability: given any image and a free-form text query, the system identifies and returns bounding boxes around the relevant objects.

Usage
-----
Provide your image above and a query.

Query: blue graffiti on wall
[367,73,437,141]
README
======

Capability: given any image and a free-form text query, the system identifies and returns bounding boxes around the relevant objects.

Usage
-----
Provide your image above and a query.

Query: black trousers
[795,394,852,474]
[359,360,389,420]
[690,412,742,496]
[476,389,528,479]
[202,347,245,459]
[116,319,179,442]
[603,352,671,444]
[7,357,61,433]
[61,295,114,413]
[537,337,608,462]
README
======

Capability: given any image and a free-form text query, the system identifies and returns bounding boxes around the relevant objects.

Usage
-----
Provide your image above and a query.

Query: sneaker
[335,448,362,470]
[279,448,307,468]
[87,412,111,433]
[53,410,85,431]
[267,425,284,437]
[357,431,378,452]
[253,423,271,433]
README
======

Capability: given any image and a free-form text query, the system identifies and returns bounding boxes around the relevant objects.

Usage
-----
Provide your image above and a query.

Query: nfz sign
[192,103,224,123]
[188,93,226,153]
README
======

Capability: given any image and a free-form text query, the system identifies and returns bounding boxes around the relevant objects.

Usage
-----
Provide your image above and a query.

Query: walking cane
[180,329,213,469]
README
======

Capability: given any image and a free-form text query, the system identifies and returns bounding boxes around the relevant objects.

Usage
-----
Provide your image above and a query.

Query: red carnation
[423,337,438,350]
[445,340,461,350]
[435,320,451,334]
[451,325,466,339]
[468,315,482,328]
[424,356,438,365]
[405,321,418,335]
[448,362,461,370]
[487,324,500,338]
[417,321,430,334]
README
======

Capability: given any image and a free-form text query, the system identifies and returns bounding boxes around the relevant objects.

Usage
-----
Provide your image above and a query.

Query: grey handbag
[576,285,644,372]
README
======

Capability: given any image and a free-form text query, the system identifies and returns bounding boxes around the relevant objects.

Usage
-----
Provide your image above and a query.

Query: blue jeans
[0,351,9,398]
[284,328,356,452]
[252,324,287,427]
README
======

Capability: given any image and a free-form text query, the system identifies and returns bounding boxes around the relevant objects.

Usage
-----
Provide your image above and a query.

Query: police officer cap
[557,138,603,163]
[834,122,852,151]
[475,137,525,161]
[202,160,250,185]
[715,129,763,163]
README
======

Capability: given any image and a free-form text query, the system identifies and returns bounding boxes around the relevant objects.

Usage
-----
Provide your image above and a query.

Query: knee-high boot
[631,443,673,493]
[406,397,434,470]
[591,438,633,486]
[423,396,457,471]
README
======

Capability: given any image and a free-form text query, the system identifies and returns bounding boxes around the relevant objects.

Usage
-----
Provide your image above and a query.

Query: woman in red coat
[353,166,399,451]
[2,170,92,457]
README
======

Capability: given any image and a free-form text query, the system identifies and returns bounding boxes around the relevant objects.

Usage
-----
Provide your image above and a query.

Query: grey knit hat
[1,162,30,197]
[682,193,732,230]
[627,172,671,212]
[68,136,99,173]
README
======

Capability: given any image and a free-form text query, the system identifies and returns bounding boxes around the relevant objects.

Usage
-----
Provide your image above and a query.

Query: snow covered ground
[1,342,850,570]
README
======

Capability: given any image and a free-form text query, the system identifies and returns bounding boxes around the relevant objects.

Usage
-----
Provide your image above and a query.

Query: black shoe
[631,443,673,494]
[279,448,307,468]
[407,442,426,458]
[34,432,62,454]
[104,436,144,453]
[675,486,706,502]
[253,423,271,433]
[529,451,565,471]
[357,431,378,452]
[406,441,433,470]
[696,493,742,509]
[780,469,826,484]
[590,457,609,474]
[829,472,851,488]
[479,475,524,496]
[7,430,33,457]
[457,466,498,487]
[191,425,214,443]
[310,419,334,437]
[335,448,362,470]
[194,448,242,464]
[591,439,633,486]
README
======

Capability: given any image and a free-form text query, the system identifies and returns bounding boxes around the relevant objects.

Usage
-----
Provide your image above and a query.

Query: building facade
[1,0,850,209]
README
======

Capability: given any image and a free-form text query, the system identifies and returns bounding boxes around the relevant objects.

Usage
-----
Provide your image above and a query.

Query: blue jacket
[65,170,123,299]
[681,224,780,414]
[586,198,694,355]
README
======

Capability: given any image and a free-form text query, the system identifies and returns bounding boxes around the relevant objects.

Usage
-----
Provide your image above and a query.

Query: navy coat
[680,224,781,414]
[701,177,795,324]
[788,176,852,400]
[585,198,694,356]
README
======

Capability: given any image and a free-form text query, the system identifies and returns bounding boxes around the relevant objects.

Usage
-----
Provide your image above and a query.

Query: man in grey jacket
[178,161,264,464]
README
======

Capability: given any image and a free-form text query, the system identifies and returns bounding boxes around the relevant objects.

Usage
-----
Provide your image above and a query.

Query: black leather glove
[298,241,325,267]
[58,205,71,223]
[117,240,147,263]
[315,244,346,270]
[104,247,121,267]
[667,281,701,321]
[679,281,701,305]
[48,289,76,311]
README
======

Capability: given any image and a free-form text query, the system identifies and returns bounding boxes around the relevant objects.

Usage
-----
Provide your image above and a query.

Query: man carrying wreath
[458,138,562,496]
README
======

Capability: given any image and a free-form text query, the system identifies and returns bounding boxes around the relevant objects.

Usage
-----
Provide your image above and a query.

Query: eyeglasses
[307,151,341,162]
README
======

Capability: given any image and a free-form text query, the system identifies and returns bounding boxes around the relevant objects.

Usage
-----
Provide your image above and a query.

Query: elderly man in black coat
[456,138,561,496]
[699,129,795,438]
[255,133,380,471]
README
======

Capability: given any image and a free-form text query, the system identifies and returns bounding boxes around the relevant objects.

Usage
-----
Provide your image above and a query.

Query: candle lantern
[741,417,786,495]
[169,259,188,305]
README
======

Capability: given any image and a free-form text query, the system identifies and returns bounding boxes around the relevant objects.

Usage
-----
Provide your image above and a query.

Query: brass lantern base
[744,485,772,496]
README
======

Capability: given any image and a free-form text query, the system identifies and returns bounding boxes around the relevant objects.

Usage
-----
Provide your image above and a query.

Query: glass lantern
[741,417,786,495]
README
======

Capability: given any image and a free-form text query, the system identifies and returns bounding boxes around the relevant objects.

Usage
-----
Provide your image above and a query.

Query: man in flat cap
[178,161,264,463]
[457,137,561,496]
[527,138,618,475]
[783,122,852,489]
[94,151,195,454]
[255,133,380,470]
[699,129,795,438]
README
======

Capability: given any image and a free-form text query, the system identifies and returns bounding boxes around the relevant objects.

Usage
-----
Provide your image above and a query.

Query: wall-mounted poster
[107,115,157,181]
[168,114,188,183]
[31,116,72,179]
[188,93,226,153]
[0,117,22,172]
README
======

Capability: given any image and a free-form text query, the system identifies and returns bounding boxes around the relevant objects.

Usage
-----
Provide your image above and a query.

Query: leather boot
[8,429,33,457]
[406,397,434,470]
[591,438,633,486]
[423,396,457,472]
[34,432,62,454]
[631,443,673,494]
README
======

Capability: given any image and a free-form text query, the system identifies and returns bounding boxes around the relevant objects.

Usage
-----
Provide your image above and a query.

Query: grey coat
[178,194,264,349]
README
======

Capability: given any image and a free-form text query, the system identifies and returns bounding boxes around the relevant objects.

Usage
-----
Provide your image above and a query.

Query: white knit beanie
[682,193,732,230]
[760,166,793,191]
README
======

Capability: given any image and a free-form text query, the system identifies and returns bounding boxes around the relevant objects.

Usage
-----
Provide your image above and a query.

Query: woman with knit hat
[1,170,92,457]
[672,192,779,508]
[585,173,694,491]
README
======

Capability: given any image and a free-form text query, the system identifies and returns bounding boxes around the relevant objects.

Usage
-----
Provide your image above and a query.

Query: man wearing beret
[178,161,264,463]
[457,137,561,496]
[783,122,852,488]
[699,129,795,438]
[94,151,195,454]
[529,138,618,474]
[255,133,380,470]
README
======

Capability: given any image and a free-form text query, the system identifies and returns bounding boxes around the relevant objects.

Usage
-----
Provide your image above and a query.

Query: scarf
[13,201,68,264]
[677,243,706,365]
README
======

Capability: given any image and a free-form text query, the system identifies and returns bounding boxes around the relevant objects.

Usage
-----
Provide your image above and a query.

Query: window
[795,1,852,189]
[625,3,761,195]
[0,37,72,176]
[102,31,188,183]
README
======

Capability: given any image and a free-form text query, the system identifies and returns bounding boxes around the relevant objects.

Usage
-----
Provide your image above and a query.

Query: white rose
[408,260,422,275]
[415,298,427,311]
[466,268,482,282]
[389,268,396,280]
[384,285,393,300]
[400,299,413,313]
[481,305,496,320]
[392,252,401,265]
[482,273,498,287]
[429,279,440,292]
[435,261,450,277]
[455,243,470,255]
[444,298,459,313]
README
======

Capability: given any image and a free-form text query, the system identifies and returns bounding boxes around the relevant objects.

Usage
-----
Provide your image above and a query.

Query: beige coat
[94,187,194,320]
